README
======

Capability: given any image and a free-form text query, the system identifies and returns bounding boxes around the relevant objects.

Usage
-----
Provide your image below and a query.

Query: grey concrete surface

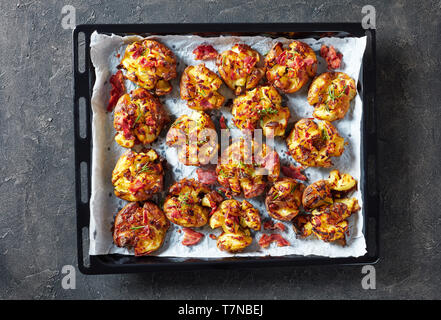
[0,0,440,299]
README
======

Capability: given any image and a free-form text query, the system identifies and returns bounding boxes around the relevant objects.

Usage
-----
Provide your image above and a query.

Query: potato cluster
[107,38,361,255]
[292,170,360,244]
[216,139,280,199]
[209,199,261,252]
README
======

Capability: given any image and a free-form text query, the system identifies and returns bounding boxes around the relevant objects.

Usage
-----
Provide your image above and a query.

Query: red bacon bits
[263,221,286,232]
[209,234,217,240]
[320,45,343,70]
[220,115,228,129]
[107,70,126,111]
[193,45,218,60]
[182,228,204,246]
[258,234,290,248]
[196,168,218,185]
[218,187,232,199]
[281,165,307,181]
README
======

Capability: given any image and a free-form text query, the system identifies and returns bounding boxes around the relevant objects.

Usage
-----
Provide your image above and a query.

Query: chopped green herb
[134,105,143,124]
[138,163,152,174]
[258,107,278,117]
[322,129,329,141]
[131,225,146,230]
[291,184,298,194]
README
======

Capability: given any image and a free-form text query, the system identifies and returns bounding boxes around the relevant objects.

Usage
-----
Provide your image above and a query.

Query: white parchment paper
[89,31,367,258]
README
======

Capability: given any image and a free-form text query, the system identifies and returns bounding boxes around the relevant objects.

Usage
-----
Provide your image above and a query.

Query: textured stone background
[0,0,440,299]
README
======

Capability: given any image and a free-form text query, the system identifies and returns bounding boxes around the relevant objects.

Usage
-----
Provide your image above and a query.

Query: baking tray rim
[72,23,379,275]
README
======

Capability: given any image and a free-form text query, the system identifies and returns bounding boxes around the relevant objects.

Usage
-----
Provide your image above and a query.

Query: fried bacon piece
[263,220,286,232]
[182,228,204,246]
[258,234,290,248]
[196,168,218,185]
[320,45,343,70]
[193,44,218,60]
[281,165,307,181]
[107,70,126,111]
[220,115,228,129]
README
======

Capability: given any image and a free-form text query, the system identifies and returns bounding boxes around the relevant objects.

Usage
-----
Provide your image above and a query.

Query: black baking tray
[73,23,378,275]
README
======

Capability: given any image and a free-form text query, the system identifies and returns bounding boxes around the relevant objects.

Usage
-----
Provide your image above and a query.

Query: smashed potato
[163,179,223,227]
[113,202,169,256]
[210,199,260,252]
[293,171,360,245]
[180,63,225,111]
[232,86,290,137]
[328,169,357,198]
[166,111,219,166]
[302,180,333,211]
[113,88,169,148]
[292,200,360,244]
[216,139,280,198]
[265,178,305,221]
[265,41,317,93]
[121,39,177,95]
[302,170,357,210]
[307,72,357,121]
[112,149,164,202]
[216,44,265,95]
[286,118,345,167]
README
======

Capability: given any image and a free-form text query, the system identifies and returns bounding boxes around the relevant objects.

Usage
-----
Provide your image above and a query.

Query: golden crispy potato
[232,86,290,137]
[112,149,164,202]
[166,111,219,166]
[302,170,358,210]
[217,231,253,252]
[121,39,177,95]
[265,41,317,93]
[163,179,223,227]
[302,180,333,211]
[265,178,305,221]
[286,118,345,167]
[209,199,260,253]
[216,139,280,198]
[292,199,360,244]
[113,202,169,256]
[180,64,225,111]
[328,169,357,192]
[113,88,169,148]
[216,44,265,95]
[293,171,359,245]
[307,72,357,121]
